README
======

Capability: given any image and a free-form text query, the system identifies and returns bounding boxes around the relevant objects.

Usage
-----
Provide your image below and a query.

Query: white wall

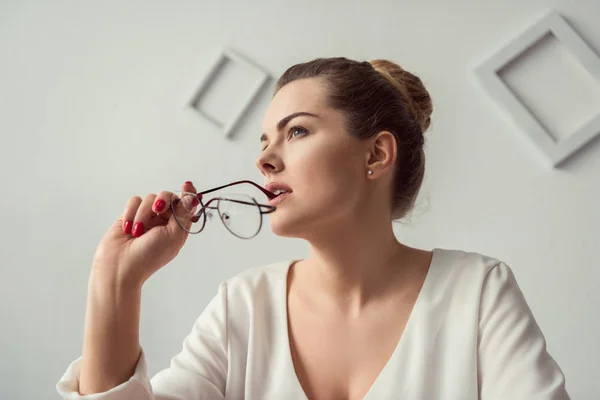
[1,0,598,398]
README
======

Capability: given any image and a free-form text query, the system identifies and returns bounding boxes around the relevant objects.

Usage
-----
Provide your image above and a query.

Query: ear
[365,131,397,178]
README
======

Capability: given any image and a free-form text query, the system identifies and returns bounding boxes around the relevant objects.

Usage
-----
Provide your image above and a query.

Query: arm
[78,272,144,394]
[477,263,570,399]
[57,281,229,400]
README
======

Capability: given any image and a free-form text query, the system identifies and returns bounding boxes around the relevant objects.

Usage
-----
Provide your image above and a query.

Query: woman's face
[256,78,370,238]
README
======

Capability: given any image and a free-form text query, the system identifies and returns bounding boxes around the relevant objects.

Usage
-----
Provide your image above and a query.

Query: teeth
[274,189,288,195]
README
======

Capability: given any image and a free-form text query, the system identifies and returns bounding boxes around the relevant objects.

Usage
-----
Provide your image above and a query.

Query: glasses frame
[170,180,276,239]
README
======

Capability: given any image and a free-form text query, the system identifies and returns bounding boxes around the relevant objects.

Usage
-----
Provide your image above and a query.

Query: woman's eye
[290,126,308,138]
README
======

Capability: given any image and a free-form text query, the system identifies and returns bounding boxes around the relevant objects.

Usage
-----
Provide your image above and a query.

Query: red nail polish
[185,181,193,185]
[132,222,145,238]
[124,220,133,234]
[191,197,200,207]
[153,199,166,212]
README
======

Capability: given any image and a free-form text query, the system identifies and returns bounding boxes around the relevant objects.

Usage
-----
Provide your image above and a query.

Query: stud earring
[367,170,373,176]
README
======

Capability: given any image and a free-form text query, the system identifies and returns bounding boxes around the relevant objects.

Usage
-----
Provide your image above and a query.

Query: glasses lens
[171,191,205,234]
[217,194,261,239]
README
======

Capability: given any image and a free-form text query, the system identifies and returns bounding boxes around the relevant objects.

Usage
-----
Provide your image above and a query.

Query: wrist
[90,263,144,293]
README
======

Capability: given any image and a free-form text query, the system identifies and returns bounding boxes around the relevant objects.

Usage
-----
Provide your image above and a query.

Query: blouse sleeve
[56,282,229,400]
[477,262,570,399]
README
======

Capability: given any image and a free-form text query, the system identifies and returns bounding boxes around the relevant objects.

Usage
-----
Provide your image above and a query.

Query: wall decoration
[188,48,270,138]
[474,10,600,167]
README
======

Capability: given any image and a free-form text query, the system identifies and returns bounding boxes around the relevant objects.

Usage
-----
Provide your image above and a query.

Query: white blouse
[56,248,570,399]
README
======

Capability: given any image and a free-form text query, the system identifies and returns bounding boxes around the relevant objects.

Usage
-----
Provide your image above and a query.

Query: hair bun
[369,59,432,134]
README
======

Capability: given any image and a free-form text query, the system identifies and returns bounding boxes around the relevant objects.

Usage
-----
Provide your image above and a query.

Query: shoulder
[431,247,508,280]
[224,259,293,289]
[421,248,527,338]
[426,248,514,302]
[212,261,293,344]
[432,247,504,271]
[218,259,294,308]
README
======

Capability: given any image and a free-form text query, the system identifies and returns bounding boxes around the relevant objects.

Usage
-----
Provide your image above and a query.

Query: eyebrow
[260,112,320,142]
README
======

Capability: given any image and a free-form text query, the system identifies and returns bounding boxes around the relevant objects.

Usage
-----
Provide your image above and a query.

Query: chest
[286,294,416,400]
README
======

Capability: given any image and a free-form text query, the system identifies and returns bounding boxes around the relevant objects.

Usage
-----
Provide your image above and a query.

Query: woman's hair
[275,57,433,219]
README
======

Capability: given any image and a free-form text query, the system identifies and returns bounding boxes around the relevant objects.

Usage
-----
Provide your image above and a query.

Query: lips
[268,192,290,206]
[265,182,292,194]
[265,182,293,206]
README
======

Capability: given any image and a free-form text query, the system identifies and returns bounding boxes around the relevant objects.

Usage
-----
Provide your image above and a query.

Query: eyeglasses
[169,180,276,239]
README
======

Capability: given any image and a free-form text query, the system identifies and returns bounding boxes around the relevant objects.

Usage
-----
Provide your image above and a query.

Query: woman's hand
[91,181,200,288]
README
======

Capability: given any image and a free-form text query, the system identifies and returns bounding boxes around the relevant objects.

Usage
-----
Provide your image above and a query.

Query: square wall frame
[188,48,270,138]
[475,11,600,167]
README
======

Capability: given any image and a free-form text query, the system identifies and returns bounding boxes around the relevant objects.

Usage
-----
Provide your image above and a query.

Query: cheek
[268,146,361,236]
[297,146,360,201]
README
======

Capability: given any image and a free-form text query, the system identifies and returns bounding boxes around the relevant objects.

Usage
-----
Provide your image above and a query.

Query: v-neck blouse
[57,248,570,399]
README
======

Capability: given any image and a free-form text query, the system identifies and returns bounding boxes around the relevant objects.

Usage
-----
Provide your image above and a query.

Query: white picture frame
[188,48,270,138]
[474,10,600,167]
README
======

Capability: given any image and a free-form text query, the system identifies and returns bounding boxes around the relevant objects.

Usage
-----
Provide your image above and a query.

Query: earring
[367,170,373,176]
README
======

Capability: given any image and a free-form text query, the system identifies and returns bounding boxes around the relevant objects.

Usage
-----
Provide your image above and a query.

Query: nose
[255,149,283,176]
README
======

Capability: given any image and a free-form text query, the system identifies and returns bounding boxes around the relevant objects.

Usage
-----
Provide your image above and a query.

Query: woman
[57,57,570,399]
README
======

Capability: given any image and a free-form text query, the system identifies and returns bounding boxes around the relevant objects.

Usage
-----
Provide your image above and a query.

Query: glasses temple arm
[209,196,276,214]
[200,180,276,199]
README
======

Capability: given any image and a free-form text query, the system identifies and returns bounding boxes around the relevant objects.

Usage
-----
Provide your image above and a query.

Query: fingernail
[191,197,200,207]
[185,181,193,185]
[124,220,133,234]
[153,199,166,212]
[132,222,145,238]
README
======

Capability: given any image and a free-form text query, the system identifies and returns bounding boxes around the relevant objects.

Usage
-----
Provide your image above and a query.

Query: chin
[268,216,300,238]
[268,209,339,240]
[267,211,313,239]
[267,195,346,238]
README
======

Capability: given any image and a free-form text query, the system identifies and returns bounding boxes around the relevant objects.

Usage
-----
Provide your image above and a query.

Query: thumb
[166,192,202,238]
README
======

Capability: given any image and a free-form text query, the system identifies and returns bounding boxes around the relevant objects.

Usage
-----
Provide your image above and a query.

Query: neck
[300,212,410,310]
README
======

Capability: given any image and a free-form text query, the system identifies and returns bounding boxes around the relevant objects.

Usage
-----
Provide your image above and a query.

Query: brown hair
[275,57,433,219]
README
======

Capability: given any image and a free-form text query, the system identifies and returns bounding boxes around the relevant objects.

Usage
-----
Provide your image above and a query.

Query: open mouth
[272,189,290,196]
[269,190,291,206]
[266,183,293,206]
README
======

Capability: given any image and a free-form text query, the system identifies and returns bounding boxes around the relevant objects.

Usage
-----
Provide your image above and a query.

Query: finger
[152,190,174,217]
[146,190,175,230]
[181,181,202,225]
[122,196,143,235]
[172,191,199,223]
[182,181,203,225]
[146,195,176,231]
[183,180,197,194]
[167,181,201,234]
[146,211,170,231]
[132,193,157,238]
